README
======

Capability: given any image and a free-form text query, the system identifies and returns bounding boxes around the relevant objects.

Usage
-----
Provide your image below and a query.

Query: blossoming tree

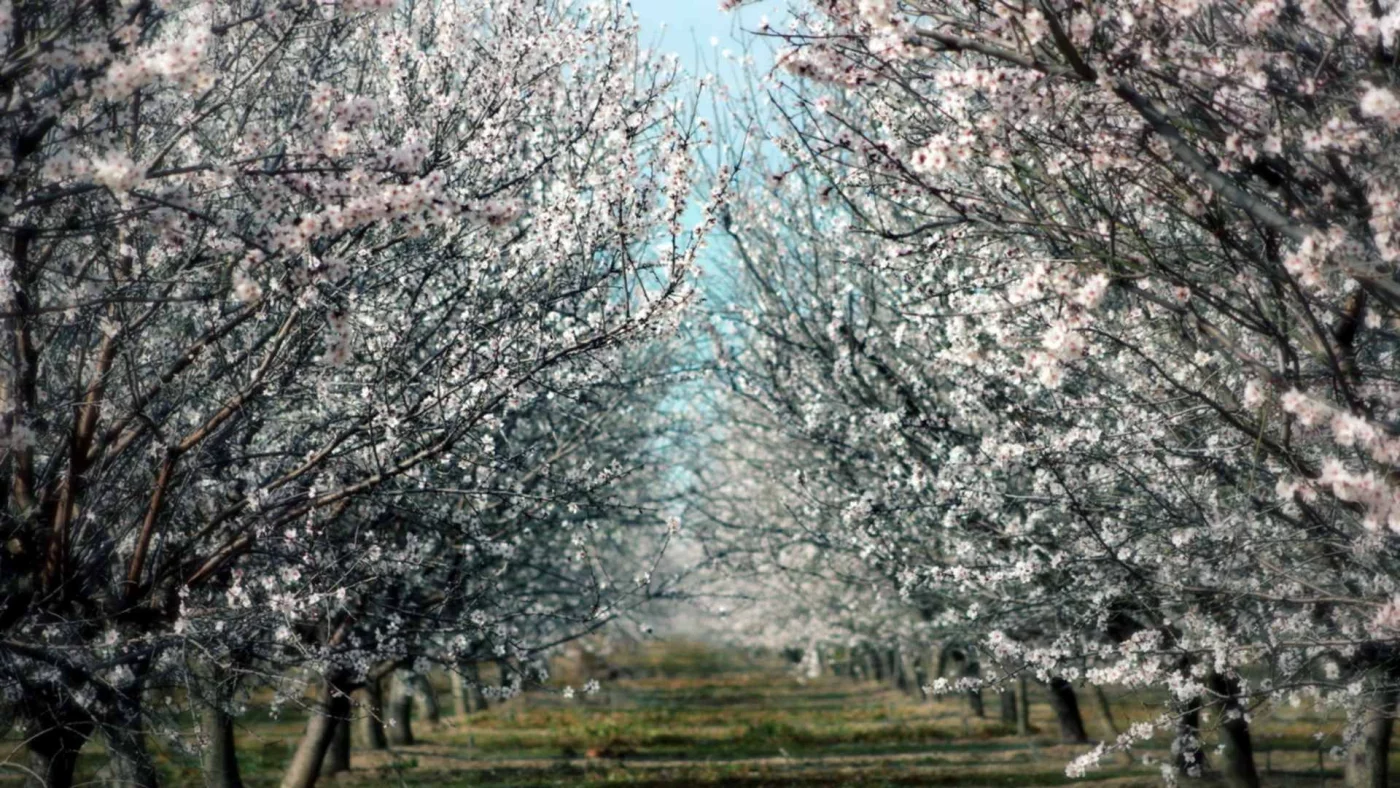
[700,3,1400,771]
[0,1,714,786]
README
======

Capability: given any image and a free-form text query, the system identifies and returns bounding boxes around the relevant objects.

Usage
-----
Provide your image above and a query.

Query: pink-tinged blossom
[1359,86,1400,127]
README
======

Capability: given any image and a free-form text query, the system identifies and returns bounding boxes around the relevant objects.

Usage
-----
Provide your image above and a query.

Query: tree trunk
[323,717,350,776]
[201,703,245,788]
[1209,673,1260,788]
[1046,677,1089,743]
[1174,695,1207,779]
[1093,685,1122,739]
[1017,675,1030,735]
[1344,686,1397,788]
[280,676,351,788]
[890,647,909,693]
[24,722,91,788]
[199,661,246,788]
[494,659,512,703]
[451,670,469,717]
[387,672,414,746]
[867,647,885,683]
[913,653,929,699]
[358,677,388,750]
[962,657,984,718]
[410,672,440,725]
[465,663,485,712]
[103,686,160,788]
[1000,686,1018,725]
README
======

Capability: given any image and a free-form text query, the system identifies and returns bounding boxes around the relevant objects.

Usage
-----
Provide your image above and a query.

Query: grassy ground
[2,643,1385,786]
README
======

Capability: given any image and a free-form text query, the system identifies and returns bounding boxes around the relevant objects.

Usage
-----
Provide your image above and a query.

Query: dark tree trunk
[280,676,351,788]
[323,718,350,775]
[387,673,414,746]
[1000,686,1018,725]
[358,676,389,750]
[1344,686,1397,788]
[494,659,512,703]
[890,647,909,693]
[1017,676,1030,735]
[1046,677,1089,743]
[962,657,984,718]
[201,703,245,788]
[1174,695,1207,778]
[912,653,929,699]
[410,672,440,725]
[103,684,160,788]
[867,647,885,682]
[1209,673,1260,788]
[24,721,91,788]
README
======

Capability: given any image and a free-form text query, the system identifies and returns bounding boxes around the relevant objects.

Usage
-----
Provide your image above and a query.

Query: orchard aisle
[165,646,1368,788]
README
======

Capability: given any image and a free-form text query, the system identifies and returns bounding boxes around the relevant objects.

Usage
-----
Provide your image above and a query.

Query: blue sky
[628,0,778,74]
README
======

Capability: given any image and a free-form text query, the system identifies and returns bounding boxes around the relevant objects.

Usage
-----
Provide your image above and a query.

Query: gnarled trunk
[1046,677,1089,743]
[1209,673,1260,788]
[24,721,91,788]
[201,703,244,788]
[1344,686,1397,788]
[323,718,350,776]
[387,672,414,746]
[199,662,245,788]
[102,681,159,788]
[280,676,351,788]
[358,677,388,750]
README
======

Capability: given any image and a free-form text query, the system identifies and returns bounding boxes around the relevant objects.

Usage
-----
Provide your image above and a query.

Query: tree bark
[199,661,245,788]
[890,646,909,693]
[451,670,469,717]
[1046,677,1089,743]
[1209,673,1260,788]
[867,647,885,682]
[387,672,415,746]
[494,659,512,703]
[323,717,350,776]
[962,656,984,718]
[912,653,929,699]
[409,672,440,725]
[280,676,351,788]
[201,702,245,788]
[1174,695,1207,778]
[1344,686,1397,788]
[24,722,91,788]
[1000,685,1018,725]
[358,677,388,750]
[465,663,485,713]
[1017,675,1030,735]
[103,685,160,788]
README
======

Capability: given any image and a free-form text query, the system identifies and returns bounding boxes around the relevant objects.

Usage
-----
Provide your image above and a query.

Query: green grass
[0,642,1388,786]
